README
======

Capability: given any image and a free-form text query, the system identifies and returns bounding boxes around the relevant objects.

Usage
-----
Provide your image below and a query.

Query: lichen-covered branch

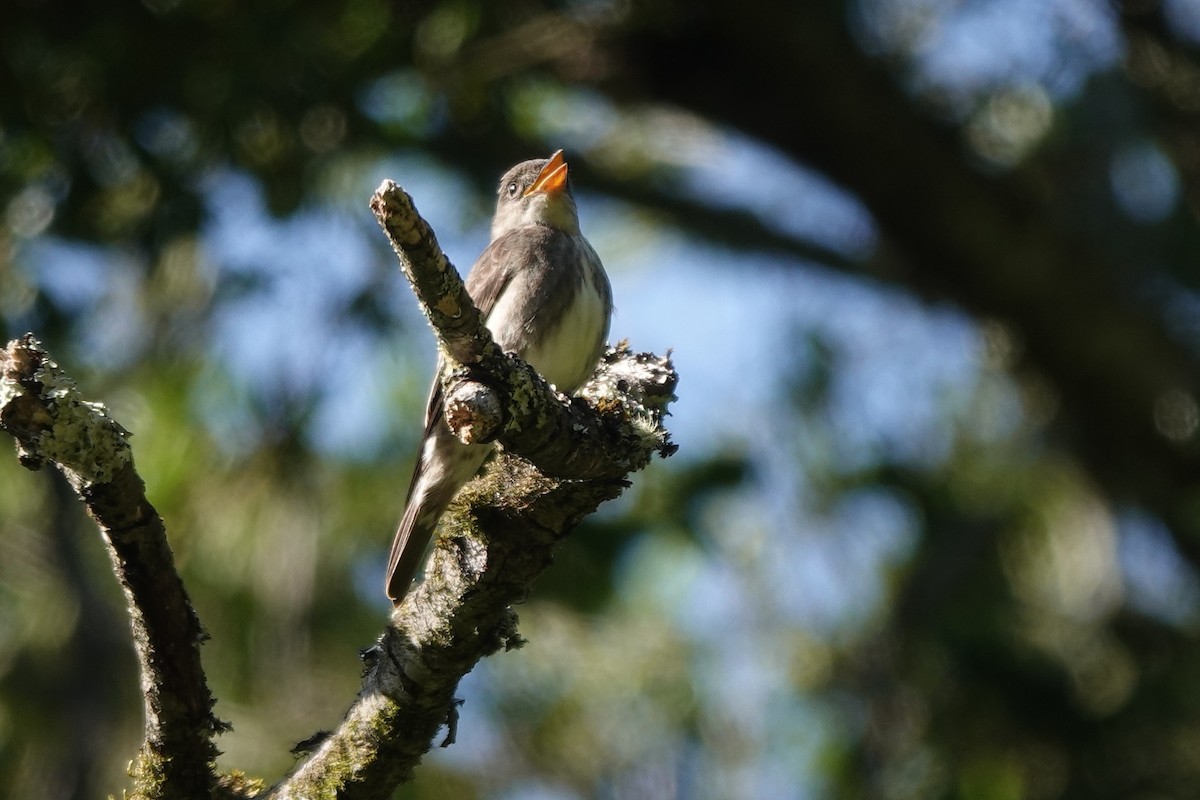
[0,178,675,800]
[370,179,677,479]
[0,335,222,800]
[369,179,494,368]
[265,184,678,798]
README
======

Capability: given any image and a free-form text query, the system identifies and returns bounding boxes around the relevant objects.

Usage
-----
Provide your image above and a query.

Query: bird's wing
[390,233,524,600]
[465,235,519,320]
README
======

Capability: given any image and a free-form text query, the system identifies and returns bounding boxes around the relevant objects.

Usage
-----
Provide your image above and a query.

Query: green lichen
[32,356,131,487]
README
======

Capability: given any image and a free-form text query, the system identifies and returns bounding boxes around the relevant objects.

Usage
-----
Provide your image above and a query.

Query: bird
[385,150,612,604]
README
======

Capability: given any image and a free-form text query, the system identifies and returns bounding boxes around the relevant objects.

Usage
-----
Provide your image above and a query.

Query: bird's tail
[385,498,439,605]
[386,429,491,604]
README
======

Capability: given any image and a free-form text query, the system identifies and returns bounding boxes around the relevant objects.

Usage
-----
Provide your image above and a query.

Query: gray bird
[386,150,613,604]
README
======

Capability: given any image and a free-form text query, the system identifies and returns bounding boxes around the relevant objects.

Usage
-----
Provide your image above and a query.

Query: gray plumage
[386,152,612,604]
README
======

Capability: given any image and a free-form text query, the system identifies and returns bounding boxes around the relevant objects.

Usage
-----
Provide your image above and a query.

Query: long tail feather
[386,428,491,604]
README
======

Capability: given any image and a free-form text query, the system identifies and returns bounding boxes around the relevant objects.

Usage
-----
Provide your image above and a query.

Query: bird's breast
[521,264,608,392]
[479,226,611,394]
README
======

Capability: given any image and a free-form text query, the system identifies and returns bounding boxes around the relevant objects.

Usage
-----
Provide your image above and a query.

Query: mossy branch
[265,182,677,797]
[0,178,676,800]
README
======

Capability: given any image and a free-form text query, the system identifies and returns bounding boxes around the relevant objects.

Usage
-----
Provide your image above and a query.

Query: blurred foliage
[3,1,1200,799]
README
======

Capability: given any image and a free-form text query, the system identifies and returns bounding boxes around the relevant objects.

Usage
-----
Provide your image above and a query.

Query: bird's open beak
[524,149,568,196]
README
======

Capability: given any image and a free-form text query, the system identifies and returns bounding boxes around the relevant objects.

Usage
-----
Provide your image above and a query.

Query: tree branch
[0,174,675,799]
[370,179,676,478]
[266,182,677,797]
[0,335,222,800]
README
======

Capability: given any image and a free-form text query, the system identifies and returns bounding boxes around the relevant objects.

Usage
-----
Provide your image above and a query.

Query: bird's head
[490,150,580,239]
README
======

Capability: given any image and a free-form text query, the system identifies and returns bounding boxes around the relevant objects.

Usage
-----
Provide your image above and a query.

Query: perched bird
[386,150,612,604]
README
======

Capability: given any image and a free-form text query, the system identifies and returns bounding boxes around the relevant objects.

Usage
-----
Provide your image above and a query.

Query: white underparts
[487,266,607,394]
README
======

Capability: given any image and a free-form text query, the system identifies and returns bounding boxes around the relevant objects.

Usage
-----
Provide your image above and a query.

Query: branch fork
[0,177,676,800]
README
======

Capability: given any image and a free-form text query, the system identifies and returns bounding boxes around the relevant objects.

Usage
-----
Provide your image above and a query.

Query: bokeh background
[4,1,1200,798]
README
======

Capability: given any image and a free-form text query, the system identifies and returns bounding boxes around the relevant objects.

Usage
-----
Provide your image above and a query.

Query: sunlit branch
[0,335,222,800]
[267,182,677,797]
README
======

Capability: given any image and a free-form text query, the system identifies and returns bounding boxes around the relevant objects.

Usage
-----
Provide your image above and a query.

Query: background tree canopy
[3,0,1200,798]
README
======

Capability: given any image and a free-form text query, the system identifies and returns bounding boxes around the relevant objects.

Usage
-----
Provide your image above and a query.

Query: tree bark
[0,335,221,800]
[0,179,677,799]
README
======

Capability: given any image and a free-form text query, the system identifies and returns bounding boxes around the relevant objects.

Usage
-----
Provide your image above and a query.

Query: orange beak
[524,149,568,196]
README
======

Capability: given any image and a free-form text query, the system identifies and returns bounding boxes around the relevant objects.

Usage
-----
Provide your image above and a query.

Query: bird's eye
[506,181,520,198]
